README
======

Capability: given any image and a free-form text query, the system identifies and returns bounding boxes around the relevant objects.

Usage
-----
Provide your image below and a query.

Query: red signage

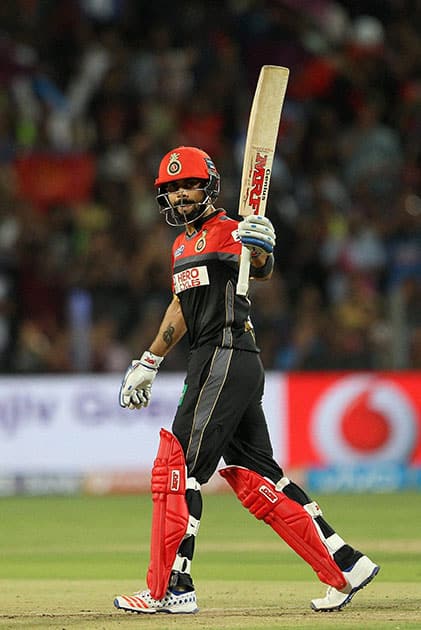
[14,153,95,211]
[285,373,421,467]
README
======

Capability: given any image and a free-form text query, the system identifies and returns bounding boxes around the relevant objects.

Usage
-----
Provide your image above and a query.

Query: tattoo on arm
[162,324,175,347]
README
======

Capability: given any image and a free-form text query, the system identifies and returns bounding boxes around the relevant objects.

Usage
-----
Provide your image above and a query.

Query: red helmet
[155,146,219,188]
[155,146,221,226]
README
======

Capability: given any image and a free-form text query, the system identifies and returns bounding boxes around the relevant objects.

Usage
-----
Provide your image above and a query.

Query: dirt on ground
[1,580,420,630]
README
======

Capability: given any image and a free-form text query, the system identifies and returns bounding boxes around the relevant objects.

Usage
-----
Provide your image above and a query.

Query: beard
[174,200,208,225]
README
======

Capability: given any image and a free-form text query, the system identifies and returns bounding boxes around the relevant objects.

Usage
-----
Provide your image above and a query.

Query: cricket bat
[236,65,289,296]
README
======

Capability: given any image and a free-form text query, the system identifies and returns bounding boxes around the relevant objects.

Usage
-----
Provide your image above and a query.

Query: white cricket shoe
[114,588,198,614]
[311,555,380,612]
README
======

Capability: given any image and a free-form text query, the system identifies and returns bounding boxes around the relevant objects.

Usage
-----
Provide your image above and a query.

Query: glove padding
[238,215,276,256]
[119,351,164,409]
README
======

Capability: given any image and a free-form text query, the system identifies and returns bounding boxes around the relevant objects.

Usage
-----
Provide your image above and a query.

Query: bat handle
[236,246,251,296]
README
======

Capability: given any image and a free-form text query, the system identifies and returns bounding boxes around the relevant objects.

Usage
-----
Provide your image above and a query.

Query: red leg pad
[219,466,346,590]
[147,429,189,600]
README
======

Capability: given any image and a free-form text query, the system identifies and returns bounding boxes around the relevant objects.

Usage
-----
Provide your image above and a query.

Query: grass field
[1,491,420,629]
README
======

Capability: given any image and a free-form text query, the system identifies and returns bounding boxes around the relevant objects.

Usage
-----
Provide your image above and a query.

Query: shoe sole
[114,598,198,614]
[311,564,380,612]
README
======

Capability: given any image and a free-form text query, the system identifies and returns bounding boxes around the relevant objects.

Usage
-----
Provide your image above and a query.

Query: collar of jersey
[185,208,226,238]
[192,208,226,236]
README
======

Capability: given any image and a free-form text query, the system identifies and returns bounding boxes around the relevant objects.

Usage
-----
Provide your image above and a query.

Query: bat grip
[236,246,251,296]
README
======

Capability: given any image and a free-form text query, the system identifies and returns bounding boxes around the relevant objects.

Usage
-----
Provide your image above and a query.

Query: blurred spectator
[275,285,326,371]
[0,0,420,373]
[339,96,403,200]
[409,327,421,369]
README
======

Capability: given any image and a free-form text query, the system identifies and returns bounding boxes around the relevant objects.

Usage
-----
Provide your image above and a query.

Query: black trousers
[172,345,284,485]
[170,345,359,585]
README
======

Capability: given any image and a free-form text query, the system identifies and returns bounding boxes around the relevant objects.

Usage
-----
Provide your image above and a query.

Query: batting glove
[238,215,276,256]
[119,351,164,409]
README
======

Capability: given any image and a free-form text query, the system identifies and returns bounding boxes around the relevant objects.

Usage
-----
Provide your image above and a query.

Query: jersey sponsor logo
[259,484,279,504]
[231,228,240,242]
[174,244,185,258]
[173,265,209,293]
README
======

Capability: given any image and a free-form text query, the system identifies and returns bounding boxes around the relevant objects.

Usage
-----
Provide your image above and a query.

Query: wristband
[140,351,164,369]
[249,254,274,278]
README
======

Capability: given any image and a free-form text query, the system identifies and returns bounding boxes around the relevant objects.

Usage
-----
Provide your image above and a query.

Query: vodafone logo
[311,375,417,463]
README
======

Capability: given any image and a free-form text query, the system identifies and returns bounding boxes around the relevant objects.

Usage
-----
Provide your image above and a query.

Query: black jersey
[171,209,258,352]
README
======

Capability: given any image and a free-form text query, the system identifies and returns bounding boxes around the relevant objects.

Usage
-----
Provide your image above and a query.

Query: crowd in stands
[0,0,420,374]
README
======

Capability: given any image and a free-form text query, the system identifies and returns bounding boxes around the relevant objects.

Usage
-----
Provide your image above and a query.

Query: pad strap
[172,555,192,574]
[219,466,346,590]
